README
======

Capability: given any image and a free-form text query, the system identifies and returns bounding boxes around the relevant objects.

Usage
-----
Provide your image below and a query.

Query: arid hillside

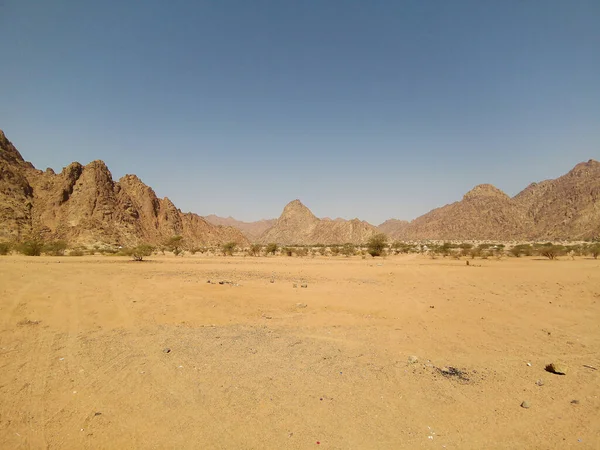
[258,199,379,245]
[0,130,248,247]
[204,215,276,241]
[380,160,600,241]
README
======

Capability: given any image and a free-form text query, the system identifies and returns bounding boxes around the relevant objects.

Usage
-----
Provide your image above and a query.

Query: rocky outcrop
[380,161,600,241]
[258,200,379,245]
[204,215,276,241]
[0,130,248,247]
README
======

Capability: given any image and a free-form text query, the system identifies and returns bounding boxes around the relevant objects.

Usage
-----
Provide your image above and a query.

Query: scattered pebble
[94,412,102,416]
[536,379,544,386]
[526,362,532,367]
[429,305,435,309]
[407,355,419,364]
[521,401,530,409]
[301,283,308,288]
[545,363,567,375]
[571,399,580,405]
[163,348,171,354]
[296,303,308,308]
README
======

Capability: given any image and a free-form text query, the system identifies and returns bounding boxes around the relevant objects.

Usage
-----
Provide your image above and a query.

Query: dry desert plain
[0,253,599,449]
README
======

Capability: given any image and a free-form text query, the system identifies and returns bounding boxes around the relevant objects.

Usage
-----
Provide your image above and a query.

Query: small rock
[521,401,530,409]
[301,283,308,288]
[94,412,102,416]
[545,363,567,375]
[218,281,225,285]
[207,280,211,283]
[270,278,275,283]
[536,379,544,386]
[296,303,308,308]
[429,305,435,309]
[526,362,532,367]
[407,355,419,364]
[163,348,171,354]
[571,399,580,405]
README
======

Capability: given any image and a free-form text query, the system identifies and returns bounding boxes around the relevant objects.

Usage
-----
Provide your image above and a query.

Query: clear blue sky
[1,0,599,224]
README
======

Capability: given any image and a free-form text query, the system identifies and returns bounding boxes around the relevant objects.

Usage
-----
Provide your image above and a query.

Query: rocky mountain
[0,130,249,247]
[381,160,600,241]
[378,219,409,237]
[258,200,379,245]
[204,214,276,241]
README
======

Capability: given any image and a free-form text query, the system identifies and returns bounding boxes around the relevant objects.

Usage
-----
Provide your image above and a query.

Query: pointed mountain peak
[463,184,509,201]
[281,199,317,219]
[0,129,28,166]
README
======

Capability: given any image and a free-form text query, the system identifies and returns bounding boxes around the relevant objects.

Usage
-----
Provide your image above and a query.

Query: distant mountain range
[1,128,598,246]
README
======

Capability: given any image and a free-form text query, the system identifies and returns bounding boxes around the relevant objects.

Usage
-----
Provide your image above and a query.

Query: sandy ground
[0,254,599,449]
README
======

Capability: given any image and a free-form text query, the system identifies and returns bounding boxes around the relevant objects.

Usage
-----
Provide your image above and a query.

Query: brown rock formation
[258,200,379,245]
[0,130,248,247]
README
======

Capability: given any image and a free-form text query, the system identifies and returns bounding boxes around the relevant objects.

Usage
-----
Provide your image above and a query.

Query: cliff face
[0,130,248,247]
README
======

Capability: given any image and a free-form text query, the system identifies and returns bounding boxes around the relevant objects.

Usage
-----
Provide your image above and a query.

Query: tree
[126,244,155,261]
[17,239,44,256]
[367,233,388,257]
[248,244,262,256]
[539,244,565,260]
[589,243,600,259]
[164,235,184,255]
[0,242,11,255]
[222,242,236,256]
[341,243,355,257]
[265,243,278,255]
[43,240,68,256]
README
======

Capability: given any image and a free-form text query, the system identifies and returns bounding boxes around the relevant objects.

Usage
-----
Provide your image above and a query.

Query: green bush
[367,233,387,257]
[588,243,600,259]
[295,247,309,257]
[164,235,184,255]
[538,244,565,260]
[69,249,85,257]
[221,242,236,256]
[17,240,44,256]
[341,243,355,257]
[329,245,340,256]
[282,247,293,256]
[265,243,278,255]
[43,240,68,256]
[126,244,155,261]
[509,244,533,257]
[0,242,11,255]
[248,244,262,256]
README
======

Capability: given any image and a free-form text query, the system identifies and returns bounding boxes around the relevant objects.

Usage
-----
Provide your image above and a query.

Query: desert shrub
[164,235,184,255]
[265,243,278,255]
[69,249,85,257]
[221,242,236,256]
[538,244,566,260]
[43,240,68,256]
[247,244,262,256]
[588,243,600,259]
[282,247,293,256]
[367,233,387,257]
[295,247,309,257]
[0,242,11,255]
[17,240,44,256]
[126,244,155,261]
[329,245,340,256]
[509,244,533,257]
[392,242,416,254]
[341,243,355,257]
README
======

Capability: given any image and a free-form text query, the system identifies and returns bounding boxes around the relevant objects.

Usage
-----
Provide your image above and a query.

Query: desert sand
[0,254,599,449]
